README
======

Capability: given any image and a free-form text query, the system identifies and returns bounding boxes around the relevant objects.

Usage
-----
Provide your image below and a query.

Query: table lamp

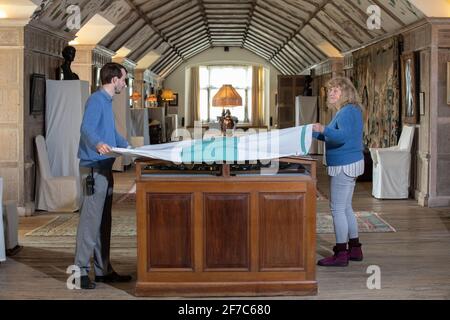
[161,89,174,112]
[146,94,157,107]
[212,84,242,134]
[131,91,142,108]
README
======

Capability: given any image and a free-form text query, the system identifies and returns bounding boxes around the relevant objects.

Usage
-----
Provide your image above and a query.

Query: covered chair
[370,125,415,199]
[35,135,78,212]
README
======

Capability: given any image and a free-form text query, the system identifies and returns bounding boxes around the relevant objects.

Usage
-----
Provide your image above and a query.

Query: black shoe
[80,275,96,289]
[95,271,132,283]
[6,245,23,257]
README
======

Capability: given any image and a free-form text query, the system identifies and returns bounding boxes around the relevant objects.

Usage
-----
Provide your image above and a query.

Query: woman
[312,76,364,267]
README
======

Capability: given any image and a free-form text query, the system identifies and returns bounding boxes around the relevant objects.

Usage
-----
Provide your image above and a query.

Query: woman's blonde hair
[326,76,363,112]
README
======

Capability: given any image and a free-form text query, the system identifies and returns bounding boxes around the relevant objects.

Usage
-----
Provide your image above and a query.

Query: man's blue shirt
[78,89,128,167]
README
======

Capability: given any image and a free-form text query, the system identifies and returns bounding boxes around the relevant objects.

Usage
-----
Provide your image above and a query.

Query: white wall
[163,47,281,126]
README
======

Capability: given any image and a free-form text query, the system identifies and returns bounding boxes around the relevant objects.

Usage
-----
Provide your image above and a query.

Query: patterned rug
[25,211,395,237]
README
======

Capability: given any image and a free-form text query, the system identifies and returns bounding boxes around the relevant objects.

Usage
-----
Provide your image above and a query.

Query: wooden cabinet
[134,159,317,297]
[277,75,306,128]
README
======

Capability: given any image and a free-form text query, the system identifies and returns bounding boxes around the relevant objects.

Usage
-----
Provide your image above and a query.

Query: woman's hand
[312,123,324,133]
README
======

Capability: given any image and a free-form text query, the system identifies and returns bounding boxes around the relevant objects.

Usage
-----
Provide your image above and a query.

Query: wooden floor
[1,160,449,300]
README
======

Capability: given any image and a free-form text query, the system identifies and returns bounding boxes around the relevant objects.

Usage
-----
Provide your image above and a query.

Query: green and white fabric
[112,125,313,163]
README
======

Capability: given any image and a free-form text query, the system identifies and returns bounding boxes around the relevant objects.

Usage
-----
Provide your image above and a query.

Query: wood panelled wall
[401,20,450,207]
[23,25,67,206]
[0,26,24,204]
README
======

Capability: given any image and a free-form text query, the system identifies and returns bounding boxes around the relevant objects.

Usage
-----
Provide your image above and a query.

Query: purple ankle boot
[317,246,349,267]
[348,244,363,261]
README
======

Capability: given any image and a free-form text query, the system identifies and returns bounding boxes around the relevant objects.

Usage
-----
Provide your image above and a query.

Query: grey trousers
[74,162,114,276]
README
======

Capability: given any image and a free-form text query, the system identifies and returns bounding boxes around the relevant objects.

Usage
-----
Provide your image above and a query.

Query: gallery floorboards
[1,160,449,300]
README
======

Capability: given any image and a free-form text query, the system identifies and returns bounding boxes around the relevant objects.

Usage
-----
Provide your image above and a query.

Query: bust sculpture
[57,45,79,80]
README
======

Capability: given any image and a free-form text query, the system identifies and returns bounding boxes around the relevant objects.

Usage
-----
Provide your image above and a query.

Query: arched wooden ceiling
[31,0,425,77]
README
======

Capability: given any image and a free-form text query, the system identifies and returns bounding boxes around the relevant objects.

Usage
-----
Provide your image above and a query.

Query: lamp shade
[146,94,157,102]
[131,91,142,101]
[212,84,242,107]
[161,89,174,101]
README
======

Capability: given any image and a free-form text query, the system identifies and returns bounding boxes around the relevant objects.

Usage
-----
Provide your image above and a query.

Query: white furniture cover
[370,125,415,199]
[45,80,89,204]
[2,200,18,252]
[0,178,6,262]
[35,135,78,212]
[165,114,178,142]
[130,108,150,145]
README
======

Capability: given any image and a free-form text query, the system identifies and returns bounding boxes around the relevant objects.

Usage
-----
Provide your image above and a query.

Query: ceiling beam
[327,1,375,40]
[196,0,213,48]
[124,0,185,60]
[164,16,203,39]
[269,0,329,61]
[371,0,407,28]
[128,34,163,62]
[241,0,257,48]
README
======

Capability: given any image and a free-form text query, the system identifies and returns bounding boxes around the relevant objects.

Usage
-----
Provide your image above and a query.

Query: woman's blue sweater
[313,104,364,166]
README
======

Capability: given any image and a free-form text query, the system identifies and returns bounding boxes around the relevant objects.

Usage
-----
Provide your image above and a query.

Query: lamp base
[219,109,234,135]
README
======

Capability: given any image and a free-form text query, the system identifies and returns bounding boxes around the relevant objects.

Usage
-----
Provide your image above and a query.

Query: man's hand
[96,143,112,155]
[312,123,324,133]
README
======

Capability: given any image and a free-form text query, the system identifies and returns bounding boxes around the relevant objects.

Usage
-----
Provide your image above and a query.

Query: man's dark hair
[100,62,127,85]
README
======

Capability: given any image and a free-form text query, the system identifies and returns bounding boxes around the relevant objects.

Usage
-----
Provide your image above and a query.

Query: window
[199,65,252,123]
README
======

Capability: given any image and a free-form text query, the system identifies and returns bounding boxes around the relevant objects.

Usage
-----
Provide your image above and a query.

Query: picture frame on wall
[401,53,418,124]
[169,93,178,106]
[30,73,46,115]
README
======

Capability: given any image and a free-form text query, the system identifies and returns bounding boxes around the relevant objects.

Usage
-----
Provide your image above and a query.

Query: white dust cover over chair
[35,135,78,212]
[45,80,89,205]
[370,125,415,199]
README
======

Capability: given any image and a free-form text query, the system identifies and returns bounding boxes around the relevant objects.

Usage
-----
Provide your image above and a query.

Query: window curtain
[252,66,264,127]
[189,66,200,126]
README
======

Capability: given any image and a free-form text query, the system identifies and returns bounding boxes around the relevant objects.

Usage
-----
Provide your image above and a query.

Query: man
[74,62,131,289]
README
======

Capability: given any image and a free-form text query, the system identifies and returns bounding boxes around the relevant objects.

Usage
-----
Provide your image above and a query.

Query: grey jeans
[74,162,114,276]
[329,171,359,244]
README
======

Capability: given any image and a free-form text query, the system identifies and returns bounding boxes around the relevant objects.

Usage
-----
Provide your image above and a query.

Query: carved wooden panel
[0,167,19,202]
[0,87,19,124]
[259,193,305,270]
[0,28,23,46]
[0,128,18,161]
[204,193,250,270]
[147,193,193,270]
[438,29,450,48]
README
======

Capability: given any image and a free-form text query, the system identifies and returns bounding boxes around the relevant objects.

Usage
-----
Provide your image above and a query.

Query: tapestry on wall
[353,37,400,148]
